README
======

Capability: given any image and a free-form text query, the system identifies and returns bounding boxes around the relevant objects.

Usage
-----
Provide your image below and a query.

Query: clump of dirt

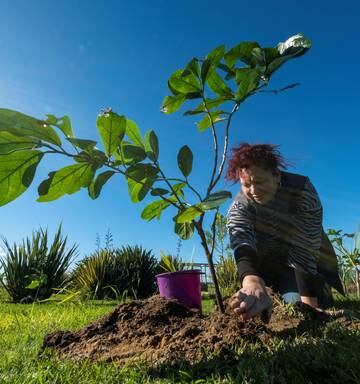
[42,293,358,366]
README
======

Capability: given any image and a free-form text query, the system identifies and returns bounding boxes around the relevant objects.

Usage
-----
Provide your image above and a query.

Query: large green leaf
[144,130,159,161]
[176,205,203,223]
[234,68,261,101]
[0,109,61,146]
[117,142,146,165]
[207,71,233,97]
[67,138,97,151]
[196,111,225,132]
[174,221,195,240]
[96,111,126,157]
[224,42,260,68]
[88,170,115,199]
[168,69,201,95]
[126,163,159,202]
[127,178,152,203]
[0,150,43,206]
[177,145,193,177]
[126,119,144,148]
[126,163,159,183]
[160,95,186,114]
[151,188,169,196]
[266,35,312,76]
[46,114,74,138]
[184,97,229,116]
[0,131,39,154]
[200,190,232,210]
[172,182,186,198]
[182,58,201,78]
[251,48,266,66]
[73,149,107,170]
[201,45,226,82]
[37,163,94,202]
[141,199,170,221]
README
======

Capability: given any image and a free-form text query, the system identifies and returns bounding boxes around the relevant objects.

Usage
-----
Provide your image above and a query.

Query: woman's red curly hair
[225,143,289,182]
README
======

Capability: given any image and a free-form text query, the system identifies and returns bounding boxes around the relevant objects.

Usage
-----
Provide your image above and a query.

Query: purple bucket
[156,270,202,309]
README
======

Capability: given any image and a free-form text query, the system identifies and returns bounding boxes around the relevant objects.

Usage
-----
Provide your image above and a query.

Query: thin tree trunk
[194,221,224,313]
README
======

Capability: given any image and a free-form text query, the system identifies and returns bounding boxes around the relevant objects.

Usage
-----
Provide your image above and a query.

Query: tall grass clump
[0,225,77,303]
[216,254,239,297]
[72,245,158,299]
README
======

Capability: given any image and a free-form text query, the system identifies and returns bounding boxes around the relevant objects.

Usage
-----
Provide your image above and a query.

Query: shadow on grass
[141,324,360,384]
[333,294,360,313]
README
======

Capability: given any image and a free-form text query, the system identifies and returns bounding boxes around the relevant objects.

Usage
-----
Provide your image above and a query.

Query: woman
[225,143,344,322]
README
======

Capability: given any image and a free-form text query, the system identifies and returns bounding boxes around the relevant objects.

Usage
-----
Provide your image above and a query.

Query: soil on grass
[42,292,359,366]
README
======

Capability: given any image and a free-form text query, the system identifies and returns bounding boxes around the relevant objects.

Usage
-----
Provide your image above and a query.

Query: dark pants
[258,259,333,308]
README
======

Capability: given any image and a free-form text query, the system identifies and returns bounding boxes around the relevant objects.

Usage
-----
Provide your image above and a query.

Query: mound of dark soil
[42,294,357,366]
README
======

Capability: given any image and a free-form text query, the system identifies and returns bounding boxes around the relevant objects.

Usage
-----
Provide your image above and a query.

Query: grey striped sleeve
[226,199,257,253]
[288,179,323,274]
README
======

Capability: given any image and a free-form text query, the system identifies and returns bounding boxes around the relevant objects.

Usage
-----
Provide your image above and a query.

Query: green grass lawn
[0,294,360,384]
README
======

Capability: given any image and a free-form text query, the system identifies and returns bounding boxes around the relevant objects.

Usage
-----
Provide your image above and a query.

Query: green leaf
[67,138,97,151]
[144,130,159,161]
[217,63,236,79]
[26,279,42,290]
[151,188,169,196]
[0,109,61,146]
[126,163,158,202]
[234,68,260,102]
[174,221,194,240]
[46,115,74,138]
[184,98,229,116]
[118,142,146,165]
[176,205,203,223]
[168,69,201,95]
[126,119,144,148]
[196,111,225,132]
[224,42,261,68]
[37,163,94,202]
[160,95,186,114]
[200,190,232,210]
[141,199,170,221]
[126,163,159,183]
[266,34,312,76]
[127,178,152,203]
[0,131,39,154]
[207,71,233,97]
[172,182,187,196]
[88,170,115,199]
[96,111,126,157]
[0,150,43,206]
[177,145,193,177]
[201,45,226,82]
[251,48,266,66]
[73,149,107,169]
[182,58,201,78]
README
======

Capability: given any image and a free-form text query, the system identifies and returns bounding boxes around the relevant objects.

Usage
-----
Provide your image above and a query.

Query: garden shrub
[72,245,158,299]
[0,225,77,303]
[216,254,239,297]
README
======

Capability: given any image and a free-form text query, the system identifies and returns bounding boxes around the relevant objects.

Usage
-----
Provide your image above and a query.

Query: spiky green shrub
[216,255,239,297]
[0,226,77,303]
[158,251,185,272]
[72,245,158,299]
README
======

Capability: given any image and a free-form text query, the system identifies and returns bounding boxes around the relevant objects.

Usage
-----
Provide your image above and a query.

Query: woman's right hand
[230,275,272,323]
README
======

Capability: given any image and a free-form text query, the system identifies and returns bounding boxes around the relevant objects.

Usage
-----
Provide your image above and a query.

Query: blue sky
[0,0,359,264]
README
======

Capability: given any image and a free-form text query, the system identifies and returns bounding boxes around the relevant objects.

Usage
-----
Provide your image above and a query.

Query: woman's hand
[230,275,272,323]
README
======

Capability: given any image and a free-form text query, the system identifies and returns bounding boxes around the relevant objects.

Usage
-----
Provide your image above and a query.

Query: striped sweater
[226,171,323,275]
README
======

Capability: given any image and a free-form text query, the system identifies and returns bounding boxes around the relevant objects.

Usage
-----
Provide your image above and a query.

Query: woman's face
[239,165,279,205]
